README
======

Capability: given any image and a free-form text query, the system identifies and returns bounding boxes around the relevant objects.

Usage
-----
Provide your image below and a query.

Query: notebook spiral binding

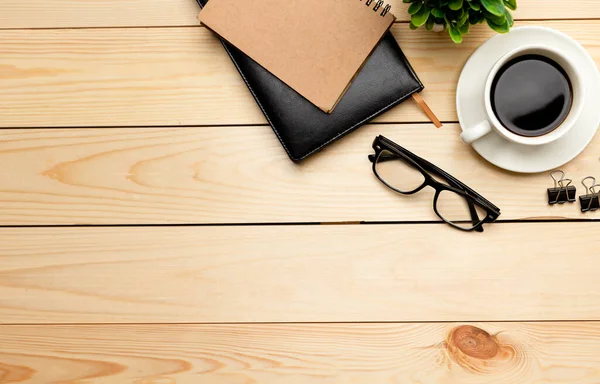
[363,0,392,16]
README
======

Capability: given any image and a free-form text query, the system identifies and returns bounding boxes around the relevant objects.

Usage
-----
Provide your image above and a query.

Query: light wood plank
[1,125,599,225]
[1,0,599,29]
[0,322,599,383]
[0,0,200,29]
[1,21,599,127]
[0,224,599,323]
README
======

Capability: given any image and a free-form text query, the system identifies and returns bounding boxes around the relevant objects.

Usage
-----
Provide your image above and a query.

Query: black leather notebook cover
[196,0,424,161]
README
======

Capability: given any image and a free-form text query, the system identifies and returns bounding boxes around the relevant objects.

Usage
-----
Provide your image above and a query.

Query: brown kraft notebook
[198,0,396,113]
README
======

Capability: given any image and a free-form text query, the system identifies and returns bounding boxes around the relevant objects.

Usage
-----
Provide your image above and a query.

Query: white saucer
[457,26,600,173]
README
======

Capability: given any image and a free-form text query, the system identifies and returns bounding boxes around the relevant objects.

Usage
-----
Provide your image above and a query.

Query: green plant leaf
[411,5,431,27]
[408,1,423,15]
[484,9,506,24]
[481,0,505,16]
[468,1,480,10]
[403,0,414,3]
[448,0,463,11]
[486,17,510,33]
[487,13,506,26]
[459,22,469,34]
[409,21,419,30]
[431,7,445,18]
[458,9,469,25]
[448,25,463,43]
[504,8,514,27]
[426,15,435,30]
[503,0,517,10]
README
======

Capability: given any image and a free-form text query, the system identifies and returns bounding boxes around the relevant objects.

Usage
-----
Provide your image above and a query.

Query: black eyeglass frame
[368,135,501,232]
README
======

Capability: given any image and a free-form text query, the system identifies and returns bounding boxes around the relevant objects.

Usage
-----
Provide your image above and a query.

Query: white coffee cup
[461,45,585,146]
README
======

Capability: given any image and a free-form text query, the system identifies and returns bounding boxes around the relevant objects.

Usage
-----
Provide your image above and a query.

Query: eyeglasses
[369,135,501,232]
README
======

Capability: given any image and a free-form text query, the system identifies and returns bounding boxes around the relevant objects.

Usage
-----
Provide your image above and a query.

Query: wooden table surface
[1,1,600,382]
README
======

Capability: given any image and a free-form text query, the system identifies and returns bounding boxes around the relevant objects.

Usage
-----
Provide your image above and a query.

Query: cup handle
[460,120,493,144]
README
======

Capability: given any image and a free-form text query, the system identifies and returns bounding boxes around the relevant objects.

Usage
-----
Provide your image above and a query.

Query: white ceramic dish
[456,26,600,173]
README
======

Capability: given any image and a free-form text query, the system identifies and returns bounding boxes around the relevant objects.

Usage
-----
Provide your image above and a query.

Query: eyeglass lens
[435,189,487,229]
[375,150,425,193]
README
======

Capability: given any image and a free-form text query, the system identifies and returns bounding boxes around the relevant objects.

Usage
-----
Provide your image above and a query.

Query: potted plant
[404,0,517,43]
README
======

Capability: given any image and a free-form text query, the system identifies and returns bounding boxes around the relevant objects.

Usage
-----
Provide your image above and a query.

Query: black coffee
[491,54,572,137]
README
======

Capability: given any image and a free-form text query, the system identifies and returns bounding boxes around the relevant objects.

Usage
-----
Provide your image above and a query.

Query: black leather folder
[196,0,424,161]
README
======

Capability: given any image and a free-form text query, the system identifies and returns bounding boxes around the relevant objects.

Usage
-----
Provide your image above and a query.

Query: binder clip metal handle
[551,170,565,187]
[548,170,576,205]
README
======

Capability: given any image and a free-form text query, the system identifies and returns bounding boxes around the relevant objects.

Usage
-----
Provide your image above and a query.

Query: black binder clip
[547,170,576,205]
[579,176,600,213]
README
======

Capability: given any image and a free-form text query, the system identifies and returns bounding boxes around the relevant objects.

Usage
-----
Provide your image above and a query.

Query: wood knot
[449,325,499,359]
[443,325,520,374]
[0,362,36,383]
